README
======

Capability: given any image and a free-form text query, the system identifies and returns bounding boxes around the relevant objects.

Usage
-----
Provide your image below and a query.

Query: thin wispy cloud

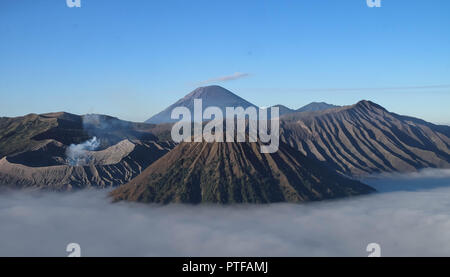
[197,72,250,85]
[291,84,450,93]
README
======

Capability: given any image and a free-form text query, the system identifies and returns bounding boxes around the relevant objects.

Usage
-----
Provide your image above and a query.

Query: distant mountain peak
[182,85,243,100]
[297,102,339,113]
[145,86,256,124]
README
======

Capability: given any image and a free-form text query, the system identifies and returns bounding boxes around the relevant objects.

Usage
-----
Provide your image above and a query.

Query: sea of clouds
[1,168,450,257]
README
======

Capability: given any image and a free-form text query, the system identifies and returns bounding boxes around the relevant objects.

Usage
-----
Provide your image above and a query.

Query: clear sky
[0,0,449,124]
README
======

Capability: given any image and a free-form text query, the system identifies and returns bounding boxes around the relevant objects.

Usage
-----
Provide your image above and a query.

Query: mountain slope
[110,140,375,204]
[0,140,174,191]
[0,113,61,159]
[280,100,450,176]
[145,86,257,124]
[0,112,171,159]
[0,112,176,190]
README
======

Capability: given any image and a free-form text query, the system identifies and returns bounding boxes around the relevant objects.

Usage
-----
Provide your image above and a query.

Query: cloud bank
[1,169,450,257]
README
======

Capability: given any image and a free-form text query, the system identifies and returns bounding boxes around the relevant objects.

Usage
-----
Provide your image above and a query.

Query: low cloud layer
[1,169,450,257]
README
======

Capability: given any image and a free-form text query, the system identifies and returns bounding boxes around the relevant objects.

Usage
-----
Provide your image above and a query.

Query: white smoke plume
[65,137,100,166]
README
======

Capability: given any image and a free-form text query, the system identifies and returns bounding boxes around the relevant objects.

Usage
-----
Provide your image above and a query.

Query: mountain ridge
[280,100,450,176]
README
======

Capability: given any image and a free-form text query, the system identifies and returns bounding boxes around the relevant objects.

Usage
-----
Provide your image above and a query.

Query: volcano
[145,85,257,124]
[0,112,175,190]
[110,140,374,204]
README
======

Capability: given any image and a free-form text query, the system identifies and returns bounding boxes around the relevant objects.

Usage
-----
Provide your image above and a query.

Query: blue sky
[0,0,449,123]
